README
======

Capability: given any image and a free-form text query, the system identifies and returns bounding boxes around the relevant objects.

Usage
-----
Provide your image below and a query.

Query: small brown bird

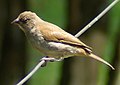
[12,11,114,70]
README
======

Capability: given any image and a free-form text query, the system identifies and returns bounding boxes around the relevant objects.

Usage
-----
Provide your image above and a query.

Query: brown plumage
[38,21,92,52]
[12,11,115,70]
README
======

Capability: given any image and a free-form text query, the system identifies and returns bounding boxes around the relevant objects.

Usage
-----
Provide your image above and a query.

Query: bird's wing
[38,22,92,50]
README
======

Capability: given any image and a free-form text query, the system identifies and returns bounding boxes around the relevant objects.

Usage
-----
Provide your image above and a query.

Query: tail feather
[89,53,115,70]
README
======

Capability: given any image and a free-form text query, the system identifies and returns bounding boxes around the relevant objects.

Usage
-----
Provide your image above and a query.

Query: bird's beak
[11,18,19,24]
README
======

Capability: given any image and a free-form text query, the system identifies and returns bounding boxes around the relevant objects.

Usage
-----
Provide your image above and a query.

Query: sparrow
[12,11,114,70]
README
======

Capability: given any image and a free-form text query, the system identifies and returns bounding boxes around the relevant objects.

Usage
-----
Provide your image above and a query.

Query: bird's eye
[20,18,30,24]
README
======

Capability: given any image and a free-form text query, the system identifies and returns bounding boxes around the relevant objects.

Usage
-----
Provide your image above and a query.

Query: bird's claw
[41,57,64,62]
[40,56,64,67]
[40,57,64,67]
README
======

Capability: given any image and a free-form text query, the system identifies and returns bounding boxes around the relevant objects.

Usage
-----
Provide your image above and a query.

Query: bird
[12,11,114,70]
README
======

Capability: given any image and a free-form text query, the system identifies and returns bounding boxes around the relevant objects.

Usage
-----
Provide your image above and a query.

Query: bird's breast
[25,28,84,58]
[26,28,50,53]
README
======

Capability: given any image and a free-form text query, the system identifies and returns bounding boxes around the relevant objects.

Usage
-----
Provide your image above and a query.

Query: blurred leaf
[98,1,120,85]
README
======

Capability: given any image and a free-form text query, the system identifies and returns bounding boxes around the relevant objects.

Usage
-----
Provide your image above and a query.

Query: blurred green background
[0,0,120,85]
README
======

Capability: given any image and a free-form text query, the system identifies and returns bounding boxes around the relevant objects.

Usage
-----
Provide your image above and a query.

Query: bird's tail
[89,53,115,70]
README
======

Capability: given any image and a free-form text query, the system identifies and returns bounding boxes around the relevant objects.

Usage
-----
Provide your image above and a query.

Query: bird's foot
[41,57,64,62]
[40,56,49,67]
[49,57,64,62]
[40,56,64,67]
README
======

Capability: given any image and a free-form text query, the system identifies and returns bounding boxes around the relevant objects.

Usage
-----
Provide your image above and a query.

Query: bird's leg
[40,56,64,65]
[49,57,64,62]
[41,57,64,62]
[40,56,64,67]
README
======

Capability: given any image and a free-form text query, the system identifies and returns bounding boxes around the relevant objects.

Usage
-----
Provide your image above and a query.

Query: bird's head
[12,11,42,32]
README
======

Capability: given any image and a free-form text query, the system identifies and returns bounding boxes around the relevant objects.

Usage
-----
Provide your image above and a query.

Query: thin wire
[16,60,45,85]
[75,0,120,38]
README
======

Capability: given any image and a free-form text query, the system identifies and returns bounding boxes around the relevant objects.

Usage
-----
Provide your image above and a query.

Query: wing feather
[38,22,92,51]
